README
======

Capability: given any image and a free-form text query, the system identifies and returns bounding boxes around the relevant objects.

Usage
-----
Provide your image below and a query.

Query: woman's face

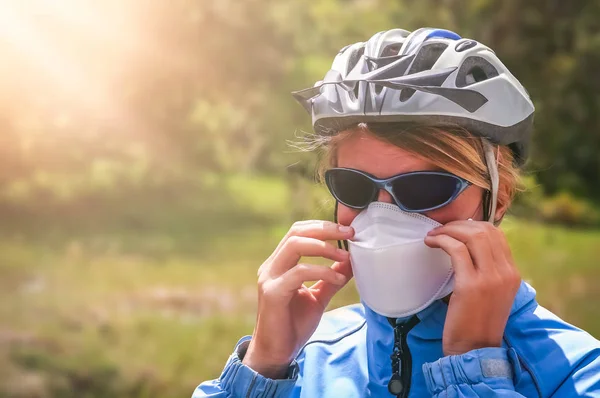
[336,131,485,227]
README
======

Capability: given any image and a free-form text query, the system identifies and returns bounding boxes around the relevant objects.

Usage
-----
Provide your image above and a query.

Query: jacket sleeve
[192,336,299,398]
[550,343,600,397]
[422,347,527,397]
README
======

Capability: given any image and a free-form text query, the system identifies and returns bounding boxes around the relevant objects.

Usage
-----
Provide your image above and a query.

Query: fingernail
[339,226,353,234]
[336,273,346,282]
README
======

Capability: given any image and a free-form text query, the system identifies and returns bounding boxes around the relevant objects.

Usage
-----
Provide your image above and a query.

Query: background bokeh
[1,1,599,397]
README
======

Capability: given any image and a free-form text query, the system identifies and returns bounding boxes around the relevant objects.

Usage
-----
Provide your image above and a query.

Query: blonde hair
[314,122,521,214]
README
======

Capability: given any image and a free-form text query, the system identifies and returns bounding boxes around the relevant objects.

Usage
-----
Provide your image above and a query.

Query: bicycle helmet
[292,27,535,166]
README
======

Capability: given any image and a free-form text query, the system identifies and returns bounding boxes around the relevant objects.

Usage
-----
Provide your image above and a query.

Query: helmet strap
[481,138,499,224]
[482,190,491,222]
[333,201,349,251]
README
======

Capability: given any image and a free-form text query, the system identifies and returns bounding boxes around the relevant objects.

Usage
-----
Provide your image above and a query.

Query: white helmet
[292,28,535,165]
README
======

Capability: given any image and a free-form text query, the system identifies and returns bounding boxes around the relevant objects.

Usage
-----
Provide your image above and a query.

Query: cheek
[337,204,360,226]
[425,185,485,224]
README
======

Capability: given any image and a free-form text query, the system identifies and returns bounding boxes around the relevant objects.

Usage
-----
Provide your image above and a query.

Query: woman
[194,28,600,397]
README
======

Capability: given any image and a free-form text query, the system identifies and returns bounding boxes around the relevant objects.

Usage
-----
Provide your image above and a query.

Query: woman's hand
[242,220,354,379]
[424,220,521,356]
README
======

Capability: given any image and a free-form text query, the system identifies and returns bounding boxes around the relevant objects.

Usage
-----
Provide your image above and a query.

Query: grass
[0,174,599,397]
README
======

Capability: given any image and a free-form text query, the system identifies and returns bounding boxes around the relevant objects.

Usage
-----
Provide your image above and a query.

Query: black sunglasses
[324,167,471,213]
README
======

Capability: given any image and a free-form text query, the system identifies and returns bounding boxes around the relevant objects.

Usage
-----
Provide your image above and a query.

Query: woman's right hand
[242,220,355,379]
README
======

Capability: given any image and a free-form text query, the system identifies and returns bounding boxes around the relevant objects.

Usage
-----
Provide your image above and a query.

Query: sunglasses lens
[327,169,375,208]
[391,173,462,211]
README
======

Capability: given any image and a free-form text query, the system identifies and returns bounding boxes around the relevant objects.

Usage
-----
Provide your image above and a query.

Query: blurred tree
[0,0,599,206]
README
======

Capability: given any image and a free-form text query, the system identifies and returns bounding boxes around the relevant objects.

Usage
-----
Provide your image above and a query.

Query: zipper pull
[388,373,403,396]
[388,320,404,396]
[387,316,420,398]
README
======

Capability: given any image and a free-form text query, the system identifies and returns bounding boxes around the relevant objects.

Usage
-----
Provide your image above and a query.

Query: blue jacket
[193,282,600,397]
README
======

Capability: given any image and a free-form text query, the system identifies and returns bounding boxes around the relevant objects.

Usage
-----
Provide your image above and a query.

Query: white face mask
[348,202,454,318]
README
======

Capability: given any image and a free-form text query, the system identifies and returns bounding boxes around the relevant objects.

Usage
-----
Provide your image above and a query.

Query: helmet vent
[466,66,488,85]
[456,56,499,87]
[353,82,361,101]
[346,46,365,75]
[399,88,416,102]
[408,43,448,74]
[398,42,447,102]
[381,43,401,57]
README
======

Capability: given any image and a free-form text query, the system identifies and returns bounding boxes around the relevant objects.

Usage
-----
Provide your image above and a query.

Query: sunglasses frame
[324,167,472,213]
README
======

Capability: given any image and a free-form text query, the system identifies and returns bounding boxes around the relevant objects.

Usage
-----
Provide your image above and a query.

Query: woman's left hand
[424,220,521,356]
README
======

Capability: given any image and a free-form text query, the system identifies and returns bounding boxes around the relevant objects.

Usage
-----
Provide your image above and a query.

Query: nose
[376,189,394,204]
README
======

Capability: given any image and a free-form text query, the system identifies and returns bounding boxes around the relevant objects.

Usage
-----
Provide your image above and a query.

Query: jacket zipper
[387,316,420,398]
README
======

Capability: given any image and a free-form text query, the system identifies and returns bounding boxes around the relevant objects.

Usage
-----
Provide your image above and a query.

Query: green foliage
[11,347,125,398]
[1,0,600,203]
[1,176,599,398]
[510,175,546,219]
[512,175,600,227]
[540,192,600,227]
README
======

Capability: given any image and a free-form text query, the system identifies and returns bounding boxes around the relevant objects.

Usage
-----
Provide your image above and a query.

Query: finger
[427,221,496,272]
[489,227,520,284]
[268,220,354,263]
[434,220,513,270]
[277,263,346,293]
[311,260,353,306]
[486,226,508,265]
[259,221,352,276]
[424,234,476,281]
[492,226,513,265]
[270,236,349,276]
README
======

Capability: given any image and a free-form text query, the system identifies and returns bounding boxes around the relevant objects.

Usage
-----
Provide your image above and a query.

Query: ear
[493,204,508,225]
